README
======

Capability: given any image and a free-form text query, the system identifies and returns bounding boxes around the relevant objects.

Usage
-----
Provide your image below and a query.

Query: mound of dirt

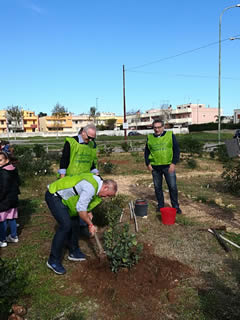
[70,244,194,320]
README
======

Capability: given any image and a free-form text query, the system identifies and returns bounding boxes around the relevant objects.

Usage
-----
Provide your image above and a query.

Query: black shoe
[176,208,182,214]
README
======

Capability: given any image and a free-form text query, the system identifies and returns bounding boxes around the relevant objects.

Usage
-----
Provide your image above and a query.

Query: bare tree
[6,106,24,139]
[52,103,68,138]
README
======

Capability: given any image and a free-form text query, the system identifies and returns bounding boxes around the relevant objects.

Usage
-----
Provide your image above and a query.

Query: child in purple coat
[0,151,20,247]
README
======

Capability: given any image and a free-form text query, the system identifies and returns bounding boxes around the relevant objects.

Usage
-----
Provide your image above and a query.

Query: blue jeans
[45,191,80,264]
[0,219,17,241]
[152,166,179,209]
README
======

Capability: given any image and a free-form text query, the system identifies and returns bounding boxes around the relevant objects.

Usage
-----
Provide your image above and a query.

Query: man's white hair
[83,123,96,134]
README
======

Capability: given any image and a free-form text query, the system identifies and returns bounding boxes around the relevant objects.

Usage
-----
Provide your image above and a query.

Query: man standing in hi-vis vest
[144,119,182,214]
[45,173,117,275]
[58,123,98,178]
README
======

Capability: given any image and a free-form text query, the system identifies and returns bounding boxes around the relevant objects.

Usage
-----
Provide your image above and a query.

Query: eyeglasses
[87,135,95,141]
[153,126,163,129]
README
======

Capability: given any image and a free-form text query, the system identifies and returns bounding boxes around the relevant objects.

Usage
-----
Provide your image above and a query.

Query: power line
[126,34,240,71]
[127,70,240,80]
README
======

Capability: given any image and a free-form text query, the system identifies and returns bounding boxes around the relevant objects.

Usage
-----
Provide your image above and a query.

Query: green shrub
[32,144,45,158]
[92,195,126,227]
[221,161,240,195]
[13,145,54,181]
[216,144,230,163]
[209,151,215,159]
[131,151,142,163]
[98,144,114,156]
[0,258,28,317]
[104,223,143,273]
[99,161,116,174]
[121,142,131,152]
[177,135,203,155]
[186,158,197,169]
[102,197,142,273]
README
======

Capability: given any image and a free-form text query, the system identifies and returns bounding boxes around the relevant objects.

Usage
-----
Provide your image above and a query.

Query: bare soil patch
[69,244,193,320]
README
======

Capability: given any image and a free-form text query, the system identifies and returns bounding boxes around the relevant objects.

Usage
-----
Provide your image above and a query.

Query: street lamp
[218,4,240,144]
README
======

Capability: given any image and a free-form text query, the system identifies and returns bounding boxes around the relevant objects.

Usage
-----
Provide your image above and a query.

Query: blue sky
[0,0,240,116]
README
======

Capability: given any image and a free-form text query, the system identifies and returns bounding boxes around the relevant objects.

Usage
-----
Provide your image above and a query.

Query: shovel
[94,232,106,260]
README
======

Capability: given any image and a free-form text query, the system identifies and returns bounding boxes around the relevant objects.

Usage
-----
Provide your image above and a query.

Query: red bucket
[160,207,177,225]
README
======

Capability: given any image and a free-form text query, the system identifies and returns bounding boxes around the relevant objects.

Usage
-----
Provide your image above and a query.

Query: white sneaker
[6,235,19,243]
[0,241,7,248]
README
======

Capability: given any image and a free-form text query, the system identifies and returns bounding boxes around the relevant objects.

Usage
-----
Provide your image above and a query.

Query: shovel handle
[94,232,104,254]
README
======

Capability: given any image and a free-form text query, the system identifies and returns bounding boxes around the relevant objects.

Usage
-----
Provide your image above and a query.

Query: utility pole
[123,64,127,141]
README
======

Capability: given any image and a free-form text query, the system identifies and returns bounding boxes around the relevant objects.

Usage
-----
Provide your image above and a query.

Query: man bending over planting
[45,173,117,275]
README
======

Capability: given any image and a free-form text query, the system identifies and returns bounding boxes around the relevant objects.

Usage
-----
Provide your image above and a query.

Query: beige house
[23,110,38,132]
[0,110,7,133]
[72,114,91,133]
[0,109,38,133]
[39,114,72,132]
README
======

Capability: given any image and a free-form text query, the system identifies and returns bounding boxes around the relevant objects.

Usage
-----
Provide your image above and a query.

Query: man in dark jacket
[144,119,182,214]
[58,123,98,178]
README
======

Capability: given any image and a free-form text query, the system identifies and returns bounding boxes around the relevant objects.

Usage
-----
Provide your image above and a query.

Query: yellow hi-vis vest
[147,131,173,165]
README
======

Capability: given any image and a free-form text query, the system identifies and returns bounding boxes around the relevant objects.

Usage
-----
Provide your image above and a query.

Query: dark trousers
[45,191,80,264]
[152,166,179,209]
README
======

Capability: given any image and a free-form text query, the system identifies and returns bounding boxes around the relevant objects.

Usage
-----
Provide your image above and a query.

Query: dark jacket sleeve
[59,141,71,169]
[59,136,79,169]
[172,134,180,165]
[144,137,150,166]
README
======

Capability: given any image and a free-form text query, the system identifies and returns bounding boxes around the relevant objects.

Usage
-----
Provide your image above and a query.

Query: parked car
[233,129,240,139]
[128,131,141,136]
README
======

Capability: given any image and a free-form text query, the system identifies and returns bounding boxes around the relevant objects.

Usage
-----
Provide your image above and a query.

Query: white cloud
[20,0,45,14]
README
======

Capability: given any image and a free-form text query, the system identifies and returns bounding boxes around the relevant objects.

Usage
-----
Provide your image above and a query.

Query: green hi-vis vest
[65,137,97,177]
[49,173,102,216]
[147,131,173,165]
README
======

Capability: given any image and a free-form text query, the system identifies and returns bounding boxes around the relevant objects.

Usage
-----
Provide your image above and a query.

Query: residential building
[0,110,7,133]
[97,112,123,129]
[23,110,38,132]
[233,109,240,124]
[72,114,92,132]
[169,103,219,126]
[38,114,72,132]
[126,108,171,130]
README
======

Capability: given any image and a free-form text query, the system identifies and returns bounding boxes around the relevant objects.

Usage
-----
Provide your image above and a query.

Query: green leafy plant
[103,198,142,273]
[131,151,142,163]
[221,161,240,196]
[92,195,126,227]
[104,224,143,273]
[177,135,203,156]
[99,161,116,174]
[121,142,131,152]
[98,144,114,156]
[0,258,28,317]
[216,144,230,163]
[32,144,45,158]
[186,157,197,169]
[209,150,215,159]
[13,145,54,181]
